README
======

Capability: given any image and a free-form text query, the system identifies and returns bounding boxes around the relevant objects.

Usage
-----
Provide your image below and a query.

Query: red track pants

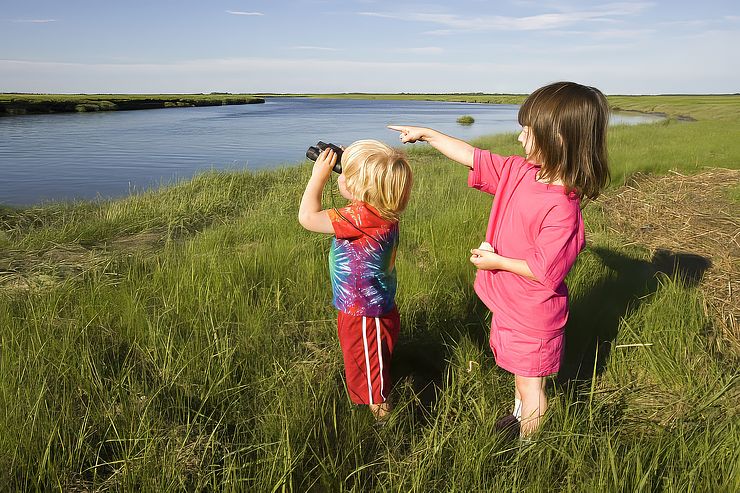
[337,307,400,405]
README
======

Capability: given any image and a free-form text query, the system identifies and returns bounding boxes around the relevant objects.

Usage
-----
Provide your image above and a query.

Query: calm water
[0,98,662,206]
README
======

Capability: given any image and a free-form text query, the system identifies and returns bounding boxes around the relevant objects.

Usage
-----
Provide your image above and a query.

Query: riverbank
[0,96,738,490]
[259,92,740,121]
[0,93,264,116]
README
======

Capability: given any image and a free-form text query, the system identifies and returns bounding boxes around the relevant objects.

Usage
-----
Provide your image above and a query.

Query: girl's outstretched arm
[298,148,336,234]
[388,125,474,169]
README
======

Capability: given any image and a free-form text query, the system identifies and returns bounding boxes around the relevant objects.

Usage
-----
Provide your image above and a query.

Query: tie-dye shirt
[328,202,399,317]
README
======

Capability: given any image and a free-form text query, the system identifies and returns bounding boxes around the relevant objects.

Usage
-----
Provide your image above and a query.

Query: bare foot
[369,402,391,421]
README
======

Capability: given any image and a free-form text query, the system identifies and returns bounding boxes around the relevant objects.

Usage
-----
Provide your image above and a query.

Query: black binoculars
[306,141,343,174]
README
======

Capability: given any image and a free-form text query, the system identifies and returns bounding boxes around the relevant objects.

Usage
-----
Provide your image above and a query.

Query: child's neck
[527,153,564,185]
[535,169,564,186]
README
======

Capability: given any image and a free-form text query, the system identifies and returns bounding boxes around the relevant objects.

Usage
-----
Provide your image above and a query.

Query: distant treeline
[0,94,265,116]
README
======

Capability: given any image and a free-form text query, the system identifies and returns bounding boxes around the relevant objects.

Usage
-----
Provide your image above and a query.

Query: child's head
[518,81,610,200]
[339,139,412,221]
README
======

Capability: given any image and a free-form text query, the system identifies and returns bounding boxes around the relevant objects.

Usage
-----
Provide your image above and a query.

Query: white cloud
[554,28,654,39]
[359,2,653,32]
[290,46,341,51]
[394,47,445,54]
[421,29,453,36]
[657,20,711,29]
[225,10,264,16]
[1,54,737,95]
[12,19,57,23]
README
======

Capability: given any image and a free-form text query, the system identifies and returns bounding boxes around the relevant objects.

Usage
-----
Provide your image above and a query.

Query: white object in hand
[478,241,494,253]
[472,241,494,258]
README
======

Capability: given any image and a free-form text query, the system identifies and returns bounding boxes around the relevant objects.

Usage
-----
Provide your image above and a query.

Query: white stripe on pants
[361,317,373,405]
[375,317,385,401]
[361,316,385,405]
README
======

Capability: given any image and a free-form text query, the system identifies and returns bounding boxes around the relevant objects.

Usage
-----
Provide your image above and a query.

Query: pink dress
[469,149,585,377]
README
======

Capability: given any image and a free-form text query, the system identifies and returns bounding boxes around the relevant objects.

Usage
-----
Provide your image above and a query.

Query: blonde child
[298,140,413,420]
[389,81,610,437]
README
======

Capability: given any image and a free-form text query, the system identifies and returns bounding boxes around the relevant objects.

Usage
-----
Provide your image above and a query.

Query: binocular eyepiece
[306,141,343,174]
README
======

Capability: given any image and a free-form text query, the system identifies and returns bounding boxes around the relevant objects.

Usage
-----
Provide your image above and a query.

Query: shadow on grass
[391,295,489,419]
[556,247,712,388]
[392,247,711,418]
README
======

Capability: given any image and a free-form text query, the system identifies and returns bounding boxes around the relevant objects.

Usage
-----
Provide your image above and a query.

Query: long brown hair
[518,81,610,200]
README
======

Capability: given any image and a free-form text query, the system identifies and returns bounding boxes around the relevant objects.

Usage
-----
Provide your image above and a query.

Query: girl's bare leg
[515,375,547,437]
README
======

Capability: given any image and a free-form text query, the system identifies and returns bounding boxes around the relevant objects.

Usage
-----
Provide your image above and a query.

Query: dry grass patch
[107,230,166,253]
[599,168,740,355]
[0,245,111,292]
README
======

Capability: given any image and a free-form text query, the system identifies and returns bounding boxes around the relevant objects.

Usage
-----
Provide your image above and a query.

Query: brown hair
[341,140,413,221]
[518,81,610,200]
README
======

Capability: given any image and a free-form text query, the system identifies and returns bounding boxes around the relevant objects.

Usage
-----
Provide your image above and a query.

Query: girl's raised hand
[388,125,427,144]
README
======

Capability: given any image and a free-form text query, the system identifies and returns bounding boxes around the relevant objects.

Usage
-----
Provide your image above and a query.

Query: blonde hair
[518,81,610,200]
[341,139,413,221]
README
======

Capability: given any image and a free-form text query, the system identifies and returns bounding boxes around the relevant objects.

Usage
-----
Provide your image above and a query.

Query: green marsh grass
[0,96,738,490]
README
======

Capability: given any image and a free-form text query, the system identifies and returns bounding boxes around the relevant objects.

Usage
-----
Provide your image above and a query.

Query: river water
[0,97,662,206]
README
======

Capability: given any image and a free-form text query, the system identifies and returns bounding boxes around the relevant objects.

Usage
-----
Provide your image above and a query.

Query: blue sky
[1,1,738,94]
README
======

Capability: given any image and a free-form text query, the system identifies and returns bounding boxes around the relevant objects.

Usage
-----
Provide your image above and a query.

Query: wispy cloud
[421,29,453,36]
[12,19,57,23]
[657,20,710,29]
[555,28,655,39]
[394,46,445,54]
[359,2,653,32]
[3,54,735,94]
[225,10,264,16]
[290,46,340,52]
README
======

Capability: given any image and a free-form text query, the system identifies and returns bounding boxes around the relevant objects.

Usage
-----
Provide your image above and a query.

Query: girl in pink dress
[389,81,610,438]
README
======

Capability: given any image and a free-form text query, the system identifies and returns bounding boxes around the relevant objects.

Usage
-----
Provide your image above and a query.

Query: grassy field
[0,96,738,491]
[0,93,264,116]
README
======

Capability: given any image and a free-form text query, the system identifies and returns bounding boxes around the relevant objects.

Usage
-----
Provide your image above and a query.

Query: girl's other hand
[470,248,501,271]
[311,148,337,183]
[387,125,427,144]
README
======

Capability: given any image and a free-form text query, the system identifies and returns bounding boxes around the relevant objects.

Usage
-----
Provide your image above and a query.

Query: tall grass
[0,97,738,491]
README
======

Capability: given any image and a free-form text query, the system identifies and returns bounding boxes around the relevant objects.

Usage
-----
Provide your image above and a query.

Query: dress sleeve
[328,205,364,240]
[523,207,584,291]
[468,148,507,195]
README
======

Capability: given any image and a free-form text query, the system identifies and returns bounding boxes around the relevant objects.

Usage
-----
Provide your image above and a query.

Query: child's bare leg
[515,375,547,437]
[514,387,522,418]
[369,402,391,420]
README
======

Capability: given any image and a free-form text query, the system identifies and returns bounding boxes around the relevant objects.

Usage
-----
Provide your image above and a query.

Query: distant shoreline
[2,92,734,120]
[0,93,265,116]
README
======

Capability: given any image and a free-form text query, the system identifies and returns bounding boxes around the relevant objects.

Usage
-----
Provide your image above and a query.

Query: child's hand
[470,247,501,271]
[311,148,337,183]
[388,125,427,144]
